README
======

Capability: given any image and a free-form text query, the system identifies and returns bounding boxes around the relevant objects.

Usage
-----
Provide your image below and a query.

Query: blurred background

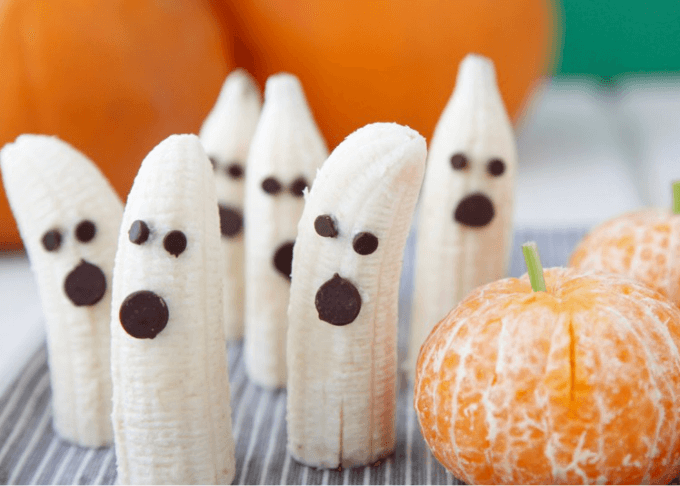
[0,0,679,247]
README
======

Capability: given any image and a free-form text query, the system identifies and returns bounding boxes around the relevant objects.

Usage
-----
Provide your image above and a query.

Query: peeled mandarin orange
[0,0,232,248]
[414,267,680,484]
[570,208,680,307]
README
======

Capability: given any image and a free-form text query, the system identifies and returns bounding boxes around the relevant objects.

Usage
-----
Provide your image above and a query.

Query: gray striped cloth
[0,228,592,485]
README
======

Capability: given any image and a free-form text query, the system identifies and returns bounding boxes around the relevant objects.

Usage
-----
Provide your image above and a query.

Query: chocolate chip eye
[450,153,468,170]
[226,163,244,179]
[353,232,379,255]
[163,230,187,257]
[314,215,338,238]
[262,177,282,195]
[487,158,505,176]
[289,177,308,197]
[129,220,150,245]
[209,156,219,171]
[42,229,62,252]
[75,220,96,243]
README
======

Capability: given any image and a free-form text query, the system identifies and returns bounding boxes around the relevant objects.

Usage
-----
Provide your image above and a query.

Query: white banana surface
[244,73,328,388]
[0,134,121,447]
[110,134,234,484]
[405,54,517,381]
[199,69,261,340]
[287,123,426,468]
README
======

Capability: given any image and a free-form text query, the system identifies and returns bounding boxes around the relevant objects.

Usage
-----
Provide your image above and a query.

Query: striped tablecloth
[0,228,592,485]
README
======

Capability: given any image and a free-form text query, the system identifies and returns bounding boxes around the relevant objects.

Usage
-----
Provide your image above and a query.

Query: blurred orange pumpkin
[0,0,233,249]
[224,0,555,149]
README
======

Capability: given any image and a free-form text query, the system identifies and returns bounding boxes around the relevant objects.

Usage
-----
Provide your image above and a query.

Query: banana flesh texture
[244,73,328,388]
[110,135,235,484]
[1,135,121,447]
[199,69,262,341]
[287,123,426,468]
[405,54,518,381]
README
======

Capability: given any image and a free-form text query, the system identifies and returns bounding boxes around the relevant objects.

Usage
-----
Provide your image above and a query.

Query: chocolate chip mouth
[63,260,107,306]
[315,273,362,326]
[273,240,295,280]
[453,192,495,228]
[119,290,169,339]
[218,204,243,238]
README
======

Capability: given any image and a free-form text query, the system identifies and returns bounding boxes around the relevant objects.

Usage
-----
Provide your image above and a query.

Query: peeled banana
[0,134,121,447]
[244,73,328,388]
[199,69,262,340]
[405,54,518,381]
[110,134,235,484]
[287,123,426,468]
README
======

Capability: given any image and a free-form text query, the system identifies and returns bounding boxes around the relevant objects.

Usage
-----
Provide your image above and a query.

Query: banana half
[199,69,262,341]
[110,135,234,484]
[405,54,518,381]
[1,134,122,447]
[244,73,328,388]
[287,123,426,468]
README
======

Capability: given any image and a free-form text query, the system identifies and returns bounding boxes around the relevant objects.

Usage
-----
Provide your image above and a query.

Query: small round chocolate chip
[75,220,96,243]
[119,290,169,339]
[219,204,243,238]
[450,153,468,170]
[273,241,295,280]
[315,273,362,326]
[314,215,338,238]
[163,230,187,257]
[209,156,219,171]
[454,192,495,227]
[64,260,107,306]
[226,163,244,179]
[487,158,505,176]
[42,229,62,252]
[353,232,379,255]
[262,177,282,195]
[129,220,150,245]
[289,177,308,197]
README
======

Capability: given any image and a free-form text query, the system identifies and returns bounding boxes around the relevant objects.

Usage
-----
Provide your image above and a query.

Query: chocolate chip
[75,220,96,243]
[227,163,244,179]
[129,220,150,245]
[163,230,187,257]
[42,229,62,252]
[119,290,169,339]
[262,177,282,195]
[209,156,219,171]
[353,232,379,255]
[289,177,308,197]
[450,153,468,170]
[487,158,505,176]
[315,274,362,325]
[314,215,338,238]
[273,241,295,280]
[63,260,107,306]
[219,204,243,237]
[454,193,495,227]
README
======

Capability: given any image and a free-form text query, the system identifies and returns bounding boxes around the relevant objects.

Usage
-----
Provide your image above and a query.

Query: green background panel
[557,0,680,76]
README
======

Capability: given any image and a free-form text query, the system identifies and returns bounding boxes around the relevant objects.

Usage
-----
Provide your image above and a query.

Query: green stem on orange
[522,241,547,292]
[673,181,680,215]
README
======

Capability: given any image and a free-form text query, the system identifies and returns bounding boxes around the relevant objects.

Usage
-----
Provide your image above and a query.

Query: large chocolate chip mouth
[273,240,295,280]
[315,273,362,326]
[119,290,169,339]
[218,204,243,238]
[453,193,495,228]
[63,260,107,306]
